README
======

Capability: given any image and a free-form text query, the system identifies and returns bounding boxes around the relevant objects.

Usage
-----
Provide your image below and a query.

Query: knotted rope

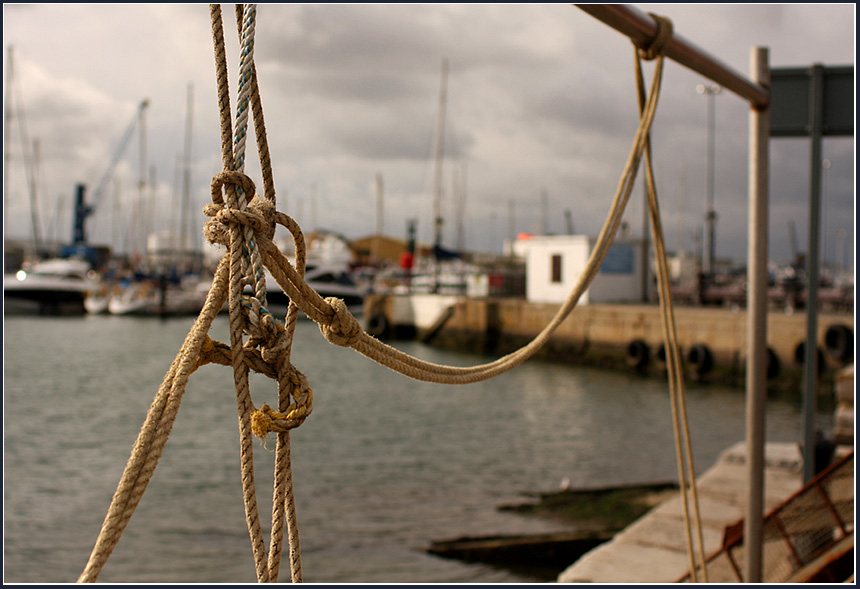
[78,5,703,584]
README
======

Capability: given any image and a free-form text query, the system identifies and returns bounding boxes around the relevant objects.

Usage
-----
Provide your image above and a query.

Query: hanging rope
[78,5,701,584]
[633,33,708,582]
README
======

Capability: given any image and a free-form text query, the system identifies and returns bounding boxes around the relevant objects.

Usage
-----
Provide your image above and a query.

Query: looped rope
[319,297,364,347]
[251,368,314,436]
[211,170,257,206]
[637,13,673,60]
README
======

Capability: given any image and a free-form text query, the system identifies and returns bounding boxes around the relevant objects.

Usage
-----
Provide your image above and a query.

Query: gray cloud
[3,3,855,268]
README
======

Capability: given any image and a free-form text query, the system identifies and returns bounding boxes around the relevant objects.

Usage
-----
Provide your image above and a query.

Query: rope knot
[242,296,296,365]
[202,193,275,248]
[637,13,673,60]
[250,366,314,438]
[319,297,363,347]
[210,170,257,206]
[247,194,276,241]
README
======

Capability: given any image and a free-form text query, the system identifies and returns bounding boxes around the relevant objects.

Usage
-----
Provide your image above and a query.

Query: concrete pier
[557,442,804,583]
[363,294,854,389]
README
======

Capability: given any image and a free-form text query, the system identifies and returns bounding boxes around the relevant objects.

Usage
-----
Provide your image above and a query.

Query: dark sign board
[770,66,854,137]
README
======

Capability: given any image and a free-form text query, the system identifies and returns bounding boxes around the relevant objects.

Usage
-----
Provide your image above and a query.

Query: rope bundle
[78,4,706,584]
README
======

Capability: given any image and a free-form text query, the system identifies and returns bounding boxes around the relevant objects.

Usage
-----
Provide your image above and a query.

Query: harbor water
[3,313,832,583]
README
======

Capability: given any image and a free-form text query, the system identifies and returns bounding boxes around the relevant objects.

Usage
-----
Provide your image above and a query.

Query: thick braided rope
[233,4,267,302]
[208,4,270,582]
[233,3,303,579]
[215,4,304,582]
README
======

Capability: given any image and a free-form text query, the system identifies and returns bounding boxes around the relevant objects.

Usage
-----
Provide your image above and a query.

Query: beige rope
[78,4,683,584]
[633,44,707,582]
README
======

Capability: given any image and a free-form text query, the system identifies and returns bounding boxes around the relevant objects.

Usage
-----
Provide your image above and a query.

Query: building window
[551,254,562,283]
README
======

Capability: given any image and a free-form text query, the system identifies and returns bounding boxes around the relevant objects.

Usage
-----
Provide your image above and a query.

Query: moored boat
[4,258,97,315]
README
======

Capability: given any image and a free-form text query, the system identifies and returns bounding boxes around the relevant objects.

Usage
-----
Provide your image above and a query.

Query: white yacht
[4,258,98,315]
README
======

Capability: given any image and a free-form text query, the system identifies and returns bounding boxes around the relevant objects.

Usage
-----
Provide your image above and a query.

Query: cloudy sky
[3,3,855,270]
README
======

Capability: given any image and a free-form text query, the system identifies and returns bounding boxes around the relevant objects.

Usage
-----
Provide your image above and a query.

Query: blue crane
[65,99,149,261]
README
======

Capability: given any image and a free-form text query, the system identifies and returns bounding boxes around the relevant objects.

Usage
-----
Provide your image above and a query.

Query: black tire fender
[626,339,650,371]
[365,312,389,338]
[823,324,853,364]
[766,347,780,380]
[794,341,825,376]
[687,343,714,376]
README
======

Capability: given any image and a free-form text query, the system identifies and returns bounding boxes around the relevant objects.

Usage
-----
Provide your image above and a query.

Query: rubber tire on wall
[687,344,714,376]
[655,343,667,366]
[766,347,780,380]
[794,341,825,377]
[365,313,389,338]
[626,339,650,371]
[823,324,853,364]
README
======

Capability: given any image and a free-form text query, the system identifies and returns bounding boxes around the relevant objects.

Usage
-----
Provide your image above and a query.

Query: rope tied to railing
[637,13,674,61]
[632,30,707,581]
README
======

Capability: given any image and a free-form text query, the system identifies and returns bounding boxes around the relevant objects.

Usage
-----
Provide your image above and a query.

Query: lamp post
[697,83,721,276]
[821,159,831,269]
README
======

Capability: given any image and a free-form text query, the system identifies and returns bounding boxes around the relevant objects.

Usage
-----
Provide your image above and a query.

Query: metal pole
[744,46,769,584]
[801,64,824,484]
[576,5,768,108]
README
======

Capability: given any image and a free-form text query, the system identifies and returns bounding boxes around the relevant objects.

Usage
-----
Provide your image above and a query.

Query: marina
[2,3,855,585]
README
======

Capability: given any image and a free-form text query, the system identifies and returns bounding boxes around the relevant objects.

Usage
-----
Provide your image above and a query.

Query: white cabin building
[518,234,647,304]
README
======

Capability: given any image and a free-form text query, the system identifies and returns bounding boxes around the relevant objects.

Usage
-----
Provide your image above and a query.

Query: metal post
[801,64,824,484]
[744,46,770,584]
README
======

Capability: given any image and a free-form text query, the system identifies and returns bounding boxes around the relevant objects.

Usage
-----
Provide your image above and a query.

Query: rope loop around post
[637,13,674,61]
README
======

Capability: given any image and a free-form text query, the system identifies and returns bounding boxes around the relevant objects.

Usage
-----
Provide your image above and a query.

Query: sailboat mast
[375,172,384,261]
[432,57,448,292]
[136,102,148,255]
[180,83,193,264]
[29,139,43,255]
[4,47,14,239]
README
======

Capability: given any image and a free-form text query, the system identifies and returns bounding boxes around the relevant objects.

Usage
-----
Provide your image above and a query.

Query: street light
[697,83,721,276]
[821,159,831,269]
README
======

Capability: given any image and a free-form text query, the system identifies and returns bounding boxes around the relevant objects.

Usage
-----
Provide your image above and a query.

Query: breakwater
[363,294,854,393]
